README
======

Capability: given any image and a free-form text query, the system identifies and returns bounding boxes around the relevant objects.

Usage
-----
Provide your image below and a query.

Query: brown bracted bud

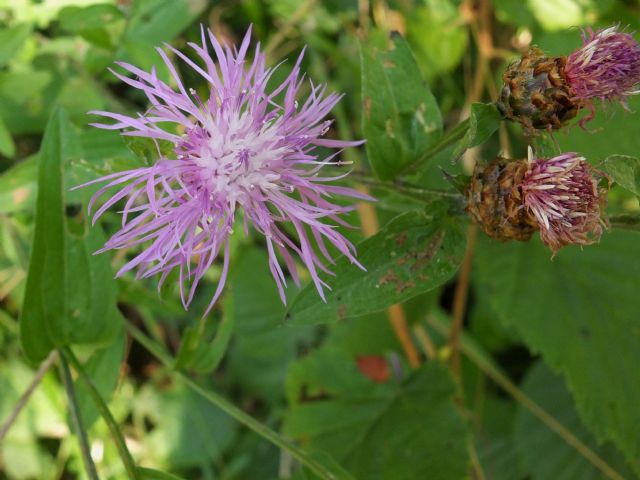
[497,47,581,131]
[466,157,537,242]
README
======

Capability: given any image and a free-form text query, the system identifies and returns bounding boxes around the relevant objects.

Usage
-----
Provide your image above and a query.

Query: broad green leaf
[227,247,314,405]
[20,110,121,362]
[284,358,470,480]
[0,23,31,67]
[0,115,16,157]
[135,382,238,469]
[515,362,634,480]
[286,211,466,325]
[601,155,640,197]
[475,231,640,474]
[20,109,70,361]
[361,32,442,180]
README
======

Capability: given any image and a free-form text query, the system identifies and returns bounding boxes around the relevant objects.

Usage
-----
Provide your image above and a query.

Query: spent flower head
[521,150,607,253]
[565,25,640,104]
[81,26,371,314]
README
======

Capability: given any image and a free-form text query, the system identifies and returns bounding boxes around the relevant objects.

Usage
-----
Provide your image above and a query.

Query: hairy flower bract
[81,26,370,314]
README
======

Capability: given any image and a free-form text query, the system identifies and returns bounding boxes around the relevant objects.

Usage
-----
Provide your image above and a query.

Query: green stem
[610,214,640,232]
[124,322,338,480]
[58,350,99,480]
[61,347,139,480]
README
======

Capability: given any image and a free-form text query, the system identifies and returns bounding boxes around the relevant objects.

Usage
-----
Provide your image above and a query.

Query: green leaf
[0,155,37,214]
[452,103,502,159]
[515,362,634,480]
[284,357,470,479]
[0,115,16,158]
[402,103,501,175]
[20,110,121,362]
[601,155,640,197]
[137,467,187,480]
[286,211,466,325]
[135,382,238,469]
[0,23,31,67]
[475,231,640,475]
[226,247,314,405]
[175,298,235,373]
[58,4,124,49]
[20,109,70,361]
[361,32,442,180]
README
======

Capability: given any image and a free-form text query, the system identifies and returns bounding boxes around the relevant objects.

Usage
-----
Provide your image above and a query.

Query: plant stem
[124,322,338,480]
[0,350,57,441]
[428,316,625,480]
[610,214,640,232]
[58,350,99,480]
[448,225,477,376]
[61,347,139,480]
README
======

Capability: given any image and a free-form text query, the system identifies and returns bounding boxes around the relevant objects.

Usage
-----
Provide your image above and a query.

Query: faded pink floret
[521,153,606,253]
[565,25,640,103]
[79,26,371,315]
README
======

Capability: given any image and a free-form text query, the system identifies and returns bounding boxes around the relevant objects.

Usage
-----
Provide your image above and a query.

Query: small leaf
[601,154,640,197]
[0,24,31,67]
[286,211,466,325]
[58,4,124,49]
[361,32,443,180]
[175,298,235,374]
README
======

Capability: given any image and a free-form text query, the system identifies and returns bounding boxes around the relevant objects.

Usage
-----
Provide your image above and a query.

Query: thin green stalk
[61,347,139,480]
[610,214,640,232]
[124,322,338,480]
[426,316,624,480]
[58,350,99,480]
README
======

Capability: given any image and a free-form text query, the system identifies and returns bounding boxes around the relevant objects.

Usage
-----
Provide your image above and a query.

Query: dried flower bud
[466,157,538,242]
[565,26,640,104]
[498,26,640,130]
[497,47,579,131]
[521,152,608,253]
[467,151,609,253]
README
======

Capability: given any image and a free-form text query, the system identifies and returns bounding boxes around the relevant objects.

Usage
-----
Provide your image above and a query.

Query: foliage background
[0,0,639,479]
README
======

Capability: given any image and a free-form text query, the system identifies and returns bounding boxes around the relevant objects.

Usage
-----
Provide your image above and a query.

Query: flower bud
[497,48,579,131]
[467,152,609,253]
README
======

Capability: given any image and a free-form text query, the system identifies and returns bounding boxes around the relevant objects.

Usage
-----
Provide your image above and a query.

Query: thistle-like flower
[467,151,608,253]
[498,25,640,131]
[521,152,607,253]
[81,26,370,314]
[565,26,640,104]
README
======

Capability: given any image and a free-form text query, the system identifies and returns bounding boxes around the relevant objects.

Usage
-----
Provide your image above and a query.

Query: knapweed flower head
[467,150,608,253]
[498,25,640,131]
[81,26,370,314]
[565,25,640,104]
[521,151,608,253]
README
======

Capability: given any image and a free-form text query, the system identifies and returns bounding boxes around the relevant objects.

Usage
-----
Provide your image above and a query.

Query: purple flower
[80,26,371,314]
[565,25,640,104]
[521,151,607,253]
